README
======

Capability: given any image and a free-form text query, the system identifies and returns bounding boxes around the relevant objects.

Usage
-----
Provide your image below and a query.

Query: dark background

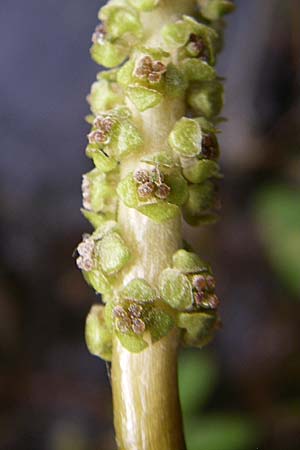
[0,0,300,449]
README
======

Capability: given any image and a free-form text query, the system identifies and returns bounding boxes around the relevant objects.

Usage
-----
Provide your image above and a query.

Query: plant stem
[111,2,196,448]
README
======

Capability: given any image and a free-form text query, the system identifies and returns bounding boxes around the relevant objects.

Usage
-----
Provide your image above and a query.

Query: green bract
[179,58,216,82]
[81,168,118,214]
[188,80,224,118]
[85,305,112,361]
[183,182,219,226]
[178,311,217,347]
[86,145,118,173]
[162,20,191,48]
[183,159,222,184]
[169,117,202,158]
[91,41,128,68]
[198,0,235,21]
[96,231,131,275]
[99,3,142,40]
[159,268,194,311]
[172,249,210,274]
[120,278,157,303]
[127,85,163,111]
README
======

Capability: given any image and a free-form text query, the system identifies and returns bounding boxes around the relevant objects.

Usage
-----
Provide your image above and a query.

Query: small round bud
[202,294,220,310]
[113,305,127,319]
[88,129,107,145]
[131,318,146,335]
[81,175,92,210]
[187,34,206,57]
[93,116,114,133]
[154,183,171,200]
[92,23,107,45]
[192,275,207,292]
[138,181,156,198]
[193,290,206,307]
[116,316,131,333]
[76,256,94,272]
[134,169,150,184]
[128,303,143,318]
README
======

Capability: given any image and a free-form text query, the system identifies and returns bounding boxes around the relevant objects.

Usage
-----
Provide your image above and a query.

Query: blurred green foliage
[254,184,300,298]
[179,351,258,450]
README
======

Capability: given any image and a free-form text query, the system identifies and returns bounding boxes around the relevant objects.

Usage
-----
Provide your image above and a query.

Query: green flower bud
[198,0,235,21]
[111,120,143,159]
[87,77,124,115]
[173,249,210,274]
[159,268,193,311]
[188,80,224,118]
[126,85,163,111]
[169,117,202,158]
[180,58,216,82]
[164,63,187,98]
[120,278,157,303]
[129,0,159,12]
[81,168,118,214]
[83,267,112,294]
[178,311,218,347]
[85,305,112,361]
[183,160,221,184]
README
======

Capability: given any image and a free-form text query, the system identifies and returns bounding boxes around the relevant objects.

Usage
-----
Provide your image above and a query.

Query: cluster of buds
[91,23,107,45]
[201,134,218,160]
[76,234,95,272]
[134,56,167,84]
[81,175,91,210]
[87,115,114,146]
[134,167,171,200]
[192,273,220,310]
[186,33,209,62]
[113,302,146,335]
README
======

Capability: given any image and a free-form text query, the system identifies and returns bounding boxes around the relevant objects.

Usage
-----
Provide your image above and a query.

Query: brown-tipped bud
[154,183,171,200]
[116,316,132,333]
[201,134,218,160]
[131,318,146,335]
[92,23,107,45]
[206,275,216,291]
[193,290,206,307]
[134,56,166,84]
[113,305,127,319]
[193,274,208,292]
[76,256,94,272]
[202,294,220,310]
[138,181,156,198]
[134,169,150,184]
[87,129,108,145]
[187,33,206,57]
[93,116,114,133]
[128,303,143,318]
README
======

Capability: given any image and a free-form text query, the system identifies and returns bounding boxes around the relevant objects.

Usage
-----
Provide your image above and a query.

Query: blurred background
[0,0,299,449]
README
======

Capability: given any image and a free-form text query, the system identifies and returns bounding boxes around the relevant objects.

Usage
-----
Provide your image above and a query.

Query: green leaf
[169,117,202,158]
[116,331,148,353]
[159,268,193,311]
[185,416,258,450]
[86,146,118,173]
[183,160,221,184]
[126,85,163,111]
[117,60,135,87]
[148,308,174,343]
[173,249,210,274]
[179,351,218,415]
[90,42,128,69]
[97,232,130,275]
[85,305,112,361]
[254,185,300,297]
[138,202,180,223]
[120,278,157,303]
[180,58,216,82]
